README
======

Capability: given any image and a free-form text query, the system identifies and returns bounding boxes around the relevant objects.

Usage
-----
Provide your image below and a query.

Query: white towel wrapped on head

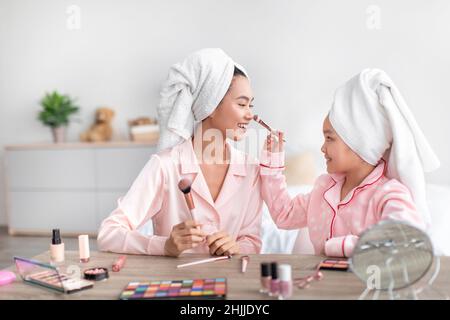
[329,68,440,230]
[157,48,247,151]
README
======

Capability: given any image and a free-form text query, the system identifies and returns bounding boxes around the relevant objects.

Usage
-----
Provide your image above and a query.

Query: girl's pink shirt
[260,151,425,257]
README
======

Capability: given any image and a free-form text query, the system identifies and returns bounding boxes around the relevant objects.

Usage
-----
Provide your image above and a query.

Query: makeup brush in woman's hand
[253,115,286,142]
[178,178,197,221]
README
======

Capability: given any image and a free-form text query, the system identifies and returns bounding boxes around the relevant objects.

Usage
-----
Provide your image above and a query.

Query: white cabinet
[7,149,96,189]
[8,191,97,233]
[3,142,156,236]
[95,148,152,190]
[96,191,125,227]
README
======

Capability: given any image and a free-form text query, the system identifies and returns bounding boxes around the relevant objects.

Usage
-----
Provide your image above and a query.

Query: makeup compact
[84,267,109,281]
[318,259,350,271]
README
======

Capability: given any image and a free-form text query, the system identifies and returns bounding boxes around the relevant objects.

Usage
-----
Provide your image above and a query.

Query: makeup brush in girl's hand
[253,115,286,142]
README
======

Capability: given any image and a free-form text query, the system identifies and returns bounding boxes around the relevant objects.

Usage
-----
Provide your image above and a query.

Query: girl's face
[321,116,365,174]
[207,75,254,141]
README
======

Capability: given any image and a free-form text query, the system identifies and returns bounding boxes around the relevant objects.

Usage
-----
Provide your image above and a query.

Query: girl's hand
[206,231,240,256]
[164,220,207,257]
[264,131,284,153]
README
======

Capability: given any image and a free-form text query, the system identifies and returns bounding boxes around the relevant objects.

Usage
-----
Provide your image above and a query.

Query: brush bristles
[178,178,192,194]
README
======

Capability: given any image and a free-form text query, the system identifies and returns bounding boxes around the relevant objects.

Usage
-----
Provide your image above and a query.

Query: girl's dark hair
[233,66,246,77]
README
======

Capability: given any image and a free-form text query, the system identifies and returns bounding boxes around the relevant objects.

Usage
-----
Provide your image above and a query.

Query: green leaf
[38,90,80,128]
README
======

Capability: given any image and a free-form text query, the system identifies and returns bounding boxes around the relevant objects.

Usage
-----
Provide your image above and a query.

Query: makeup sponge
[0,270,16,286]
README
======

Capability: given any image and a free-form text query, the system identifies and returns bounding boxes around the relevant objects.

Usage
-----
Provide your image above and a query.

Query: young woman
[260,68,440,257]
[97,48,262,257]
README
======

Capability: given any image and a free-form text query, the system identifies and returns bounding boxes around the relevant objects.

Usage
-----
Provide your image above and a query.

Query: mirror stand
[358,255,448,300]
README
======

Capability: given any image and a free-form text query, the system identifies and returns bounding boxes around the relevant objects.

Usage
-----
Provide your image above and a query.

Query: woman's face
[207,75,254,141]
[321,116,364,174]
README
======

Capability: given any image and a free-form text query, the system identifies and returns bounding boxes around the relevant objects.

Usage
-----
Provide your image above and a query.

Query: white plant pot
[51,126,66,143]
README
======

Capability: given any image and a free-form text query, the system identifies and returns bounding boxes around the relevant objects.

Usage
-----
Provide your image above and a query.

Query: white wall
[1,0,449,225]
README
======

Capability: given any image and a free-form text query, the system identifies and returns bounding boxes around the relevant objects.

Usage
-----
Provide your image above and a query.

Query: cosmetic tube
[78,235,90,263]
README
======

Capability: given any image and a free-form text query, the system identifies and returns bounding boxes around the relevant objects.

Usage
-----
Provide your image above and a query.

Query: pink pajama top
[260,151,425,257]
[97,139,263,255]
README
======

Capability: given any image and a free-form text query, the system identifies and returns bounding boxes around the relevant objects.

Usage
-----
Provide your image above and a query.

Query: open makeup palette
[14,256,93,294]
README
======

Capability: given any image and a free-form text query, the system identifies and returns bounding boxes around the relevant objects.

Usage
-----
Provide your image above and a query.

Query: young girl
[98,48,262,257]
[260,68,440,257]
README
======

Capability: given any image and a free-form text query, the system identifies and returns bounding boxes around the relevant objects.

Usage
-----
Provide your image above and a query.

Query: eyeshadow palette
[318,259,350,271]
[119,278,227,300]
[15,256,94,294]
[27,270,93,293]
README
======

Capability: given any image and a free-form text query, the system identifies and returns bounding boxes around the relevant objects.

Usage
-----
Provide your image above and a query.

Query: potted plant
[38,91,80,143]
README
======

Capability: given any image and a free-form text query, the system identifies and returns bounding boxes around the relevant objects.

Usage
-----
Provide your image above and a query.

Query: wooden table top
[1,251,449,300]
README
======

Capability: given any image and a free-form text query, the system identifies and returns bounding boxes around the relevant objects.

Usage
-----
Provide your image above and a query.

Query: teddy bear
[80,107,115,142]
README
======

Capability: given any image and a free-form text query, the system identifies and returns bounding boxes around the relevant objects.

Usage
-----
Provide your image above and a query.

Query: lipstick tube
[78,234,90,263]
[112,255,127,272]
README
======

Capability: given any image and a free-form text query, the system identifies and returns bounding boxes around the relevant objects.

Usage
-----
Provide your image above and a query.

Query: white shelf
[4,140,157,151]
[3,143,157,236]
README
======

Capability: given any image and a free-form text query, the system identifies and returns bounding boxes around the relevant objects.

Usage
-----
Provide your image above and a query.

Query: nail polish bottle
[78,234,90,263]
[50,229,64,264]
[278,264,293,300]
[259,262,272,293]
[269,262,280,297]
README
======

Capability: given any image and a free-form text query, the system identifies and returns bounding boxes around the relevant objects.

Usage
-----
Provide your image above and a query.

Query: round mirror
[350,220,434,290]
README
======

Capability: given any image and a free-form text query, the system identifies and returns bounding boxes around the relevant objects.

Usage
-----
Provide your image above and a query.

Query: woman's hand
[164,220,207,257]
[264,131,284,153]
[206,231,240,256]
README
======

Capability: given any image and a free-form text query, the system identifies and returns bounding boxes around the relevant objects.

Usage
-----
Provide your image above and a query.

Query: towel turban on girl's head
[157,48,248,151]
[329,68,440,230]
